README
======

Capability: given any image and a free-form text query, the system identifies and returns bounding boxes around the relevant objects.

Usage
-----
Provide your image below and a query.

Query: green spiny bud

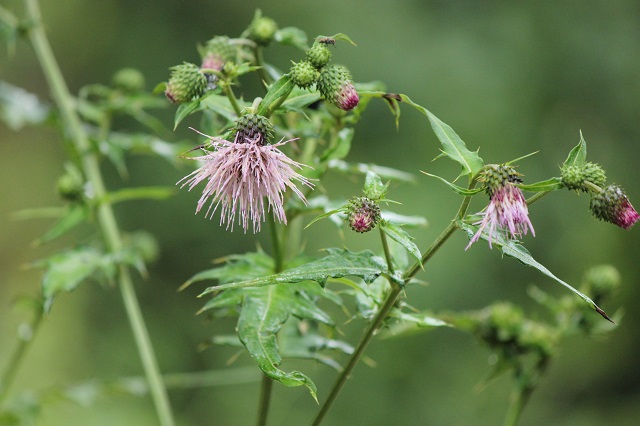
[201,36,237,68]
[165,62,207,104]
[561,162,606,192]
[247,11,277,46]
[112,68,145,93]
[480,164,522,196]
[290,61,320,89]
[346,196,381,233]
[305,42,332,69]
[317,65,359,111]
[233,113,275,145]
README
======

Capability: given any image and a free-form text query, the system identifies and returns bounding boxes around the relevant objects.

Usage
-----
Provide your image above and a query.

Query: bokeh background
[2,0,640,425]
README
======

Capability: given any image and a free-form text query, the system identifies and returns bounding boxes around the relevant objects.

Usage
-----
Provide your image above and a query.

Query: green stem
[379,227,396,276]
[503,383,534,426]
[526,190,551,206]
[23,1,174,424]
[0,306,43,404]
[313,189,476,425]
[254,46,271,87]
[223,83,243,116]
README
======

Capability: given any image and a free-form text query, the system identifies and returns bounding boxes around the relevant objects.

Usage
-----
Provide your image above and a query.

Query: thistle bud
[112,68,145,93]
[201,36,237,69]
[561,162,606,192]
[346,196,381,233]
[290,61,320,89]
[589,185,639,229]
[165,62,207,104]
[305,42,332,69]
[247,11,277,46]
[317,65,359,111]
[57,163,84,202]
[233,113,275,145]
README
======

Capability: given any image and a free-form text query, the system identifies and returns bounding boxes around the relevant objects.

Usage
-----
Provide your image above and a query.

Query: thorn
[595,305,616,324]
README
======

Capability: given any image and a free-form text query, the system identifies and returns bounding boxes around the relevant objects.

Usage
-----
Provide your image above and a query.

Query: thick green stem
[0,307,43,404]
[223,83,243,116]
[254,46,272,87]
[23,1,174,424]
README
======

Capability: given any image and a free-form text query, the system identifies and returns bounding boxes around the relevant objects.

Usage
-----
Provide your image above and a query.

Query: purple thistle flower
[178,130,313,233]
[466,165,535,249]
[590,185,639,230]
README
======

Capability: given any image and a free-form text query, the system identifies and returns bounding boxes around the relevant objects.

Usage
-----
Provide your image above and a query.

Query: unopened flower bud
[290,61,319,89]
[318,65,359,111]
[57,164,84,202]
[247,12,277,46]
[233,113,275,145]
[589,185,639,229]
[562,162,606,192]
[305,42,332,69]
[112,68,145,93]
[165,63,207,104]
[346,196,381,233]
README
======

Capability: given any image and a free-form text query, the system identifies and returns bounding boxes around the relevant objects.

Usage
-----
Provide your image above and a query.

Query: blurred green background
[2,0,640,425]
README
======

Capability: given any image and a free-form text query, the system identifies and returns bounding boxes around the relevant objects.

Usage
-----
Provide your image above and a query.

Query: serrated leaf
[421,171,484,196]
[380,221,421,263]
[328,159,416,183]
[181,251,274,290]
[238,289,317,399]
[36,204,87,245]
[257,74,295,117]
[174,98,201,129]
[199,249,387,295]
[35,247,111,312]
[563,131,587,168]
[399,94,484,177]
[516,177,563,192]
[460,222,614,323]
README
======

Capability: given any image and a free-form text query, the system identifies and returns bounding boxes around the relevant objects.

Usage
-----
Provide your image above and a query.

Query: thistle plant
[1,3,637,426]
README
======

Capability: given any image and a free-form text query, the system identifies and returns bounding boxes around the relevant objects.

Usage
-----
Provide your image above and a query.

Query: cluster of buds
[467,164,535,249]
[345,196,381,233]
[561,161,638,229]
[289,37,359,111]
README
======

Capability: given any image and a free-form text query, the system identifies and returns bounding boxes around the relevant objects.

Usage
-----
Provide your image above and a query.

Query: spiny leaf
[182,251,274,290]
[460,222,614,323]
[380,221,421,263]
[257,74,295,116]
[174,98,201,130]
[399,94,484,177]
[199,249,387,296]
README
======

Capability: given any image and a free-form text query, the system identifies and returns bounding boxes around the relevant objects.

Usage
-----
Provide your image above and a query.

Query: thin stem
[269,214,284,274]
[256,374,274,426]
[223,83,243,116]
[0,307,43,404]
[379,227,396,276]
[254,46,271,87]
[503,382,535,426]
[23,1,174,424]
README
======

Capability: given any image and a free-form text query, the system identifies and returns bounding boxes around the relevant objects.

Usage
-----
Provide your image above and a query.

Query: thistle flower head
[178,118,313,233]
[165,62,207,104]
[466,164,535,249]
[318,65,359,111]
[346,196,381,233]
[589,185,639,229]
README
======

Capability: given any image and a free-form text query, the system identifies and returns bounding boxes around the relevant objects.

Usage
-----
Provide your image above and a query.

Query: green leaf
[380,221,421,263]
[318,33,357,46]
[36,205,87,245]
[381,211,428,228]
[174,98,201,130]
[104,186,176,204]
[199,249,387,295]
[35,247,111,312]
[257,74,295,116]
[238,287,317,399]
[182,251,274,290]
[328,159,416,183]
[460,222,614,323]
[363,171,388,200]
[275,27,309,50]
[563,131,587,168]
[305,208,345,229]
[200,93,242,123]
[516,177,563,192]
[421,171,484,196]
[399,94,484,177]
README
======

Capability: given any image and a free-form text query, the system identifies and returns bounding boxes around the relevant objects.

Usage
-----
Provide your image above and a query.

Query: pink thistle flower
[178,130,314,233]
[466,165,535,249]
